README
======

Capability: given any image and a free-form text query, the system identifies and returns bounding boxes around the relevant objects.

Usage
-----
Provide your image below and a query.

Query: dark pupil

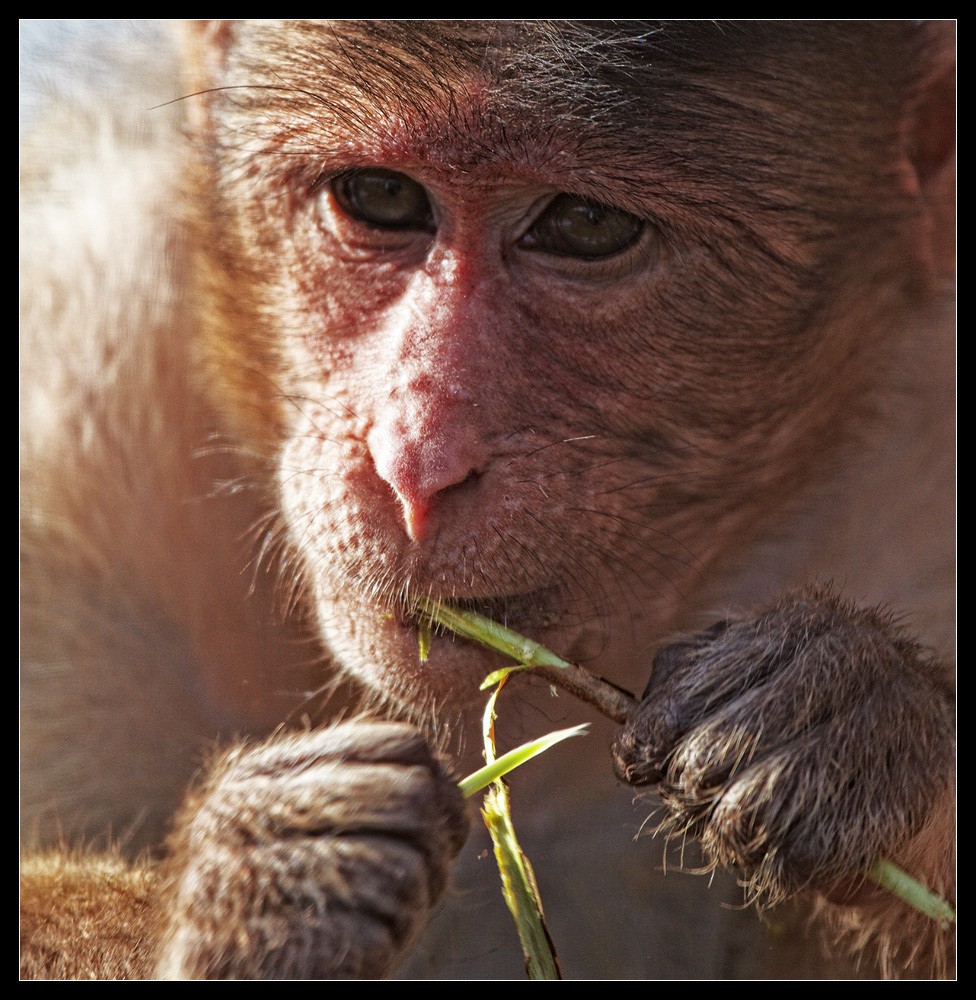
[334,170,432,230]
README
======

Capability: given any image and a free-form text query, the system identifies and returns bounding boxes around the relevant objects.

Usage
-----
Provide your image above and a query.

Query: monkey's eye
[521,194,644,259]
[329,169,435,231]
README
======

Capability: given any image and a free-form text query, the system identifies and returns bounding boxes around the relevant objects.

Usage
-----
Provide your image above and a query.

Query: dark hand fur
[612,586,954,974]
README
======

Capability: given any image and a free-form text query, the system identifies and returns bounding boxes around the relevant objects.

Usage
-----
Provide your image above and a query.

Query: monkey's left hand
[154,721,469,980]
[611,587,954,903]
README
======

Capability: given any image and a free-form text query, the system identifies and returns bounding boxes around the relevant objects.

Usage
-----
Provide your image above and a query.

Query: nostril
[448,467,482,492]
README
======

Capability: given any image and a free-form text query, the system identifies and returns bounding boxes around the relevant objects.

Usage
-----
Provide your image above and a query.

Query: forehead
[213,21,908,207]
[211,23,599,198]
[222,23,584,156]
[216,20,733,201]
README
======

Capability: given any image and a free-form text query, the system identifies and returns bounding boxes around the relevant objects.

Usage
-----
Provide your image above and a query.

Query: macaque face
[195,21,918,718]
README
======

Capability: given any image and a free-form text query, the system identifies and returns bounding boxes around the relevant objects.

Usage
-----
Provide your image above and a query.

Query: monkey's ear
[905,21,955,277]
[178,20,235,134]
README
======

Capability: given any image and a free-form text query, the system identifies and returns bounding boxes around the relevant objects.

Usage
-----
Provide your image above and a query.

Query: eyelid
[520,193,646,259]
[326,168,435,233]
[308,168,349,198]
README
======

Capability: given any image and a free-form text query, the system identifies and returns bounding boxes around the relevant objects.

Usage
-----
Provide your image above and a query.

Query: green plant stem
[477,679,562,980]
[422,596,954,928]
[482,781,562,980]
[415,596,637,722]
[415,596,571,668]
[865,859,955,925]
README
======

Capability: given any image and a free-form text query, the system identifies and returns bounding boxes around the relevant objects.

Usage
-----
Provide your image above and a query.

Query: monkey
[20,20,955,980]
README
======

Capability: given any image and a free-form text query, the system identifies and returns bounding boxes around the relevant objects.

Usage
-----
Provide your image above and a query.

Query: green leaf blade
[459,724,589,798]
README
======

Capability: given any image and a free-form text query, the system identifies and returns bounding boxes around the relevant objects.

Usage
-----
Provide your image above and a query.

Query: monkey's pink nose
[367,418,483,543]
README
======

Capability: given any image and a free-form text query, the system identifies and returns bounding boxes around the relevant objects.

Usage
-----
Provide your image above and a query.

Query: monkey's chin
[313,593,515,721]
[310,567,655,726]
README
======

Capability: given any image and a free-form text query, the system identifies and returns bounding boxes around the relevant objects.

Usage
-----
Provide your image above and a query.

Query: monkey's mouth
[396,588,564,637]
[311,558,635,716]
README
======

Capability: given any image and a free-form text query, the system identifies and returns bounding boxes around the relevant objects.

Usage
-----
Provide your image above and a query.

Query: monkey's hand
[611,587,955,909]
[154,721,469,980]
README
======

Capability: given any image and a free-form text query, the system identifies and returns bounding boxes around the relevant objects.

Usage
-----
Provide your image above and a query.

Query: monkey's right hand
[153,721,469,980]
[609,589,955,912]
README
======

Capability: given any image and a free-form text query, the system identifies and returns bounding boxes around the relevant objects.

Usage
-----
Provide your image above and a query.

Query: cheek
[276,405,394,577]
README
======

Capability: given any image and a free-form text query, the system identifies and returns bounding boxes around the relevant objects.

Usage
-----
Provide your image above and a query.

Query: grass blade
[459,724,589,798]
[483,780,562,980]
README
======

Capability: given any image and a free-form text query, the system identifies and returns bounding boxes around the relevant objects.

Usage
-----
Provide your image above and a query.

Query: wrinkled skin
[21,20,954,980]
